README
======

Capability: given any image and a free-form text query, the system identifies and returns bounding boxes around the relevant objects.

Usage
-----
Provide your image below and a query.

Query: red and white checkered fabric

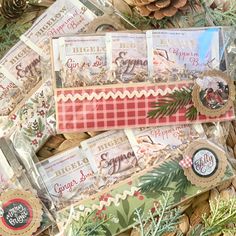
[55,82,235,133]
[179,156,193,169]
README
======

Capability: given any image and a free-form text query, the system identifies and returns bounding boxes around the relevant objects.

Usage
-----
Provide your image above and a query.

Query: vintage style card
[106,32,148,83]
[37,147,97,209]
[81,130,144,184]
[20,0,103,59]
[56,35,107,88]
[0,41,41,116]
[125,124,205,162]
[147,28,220,82]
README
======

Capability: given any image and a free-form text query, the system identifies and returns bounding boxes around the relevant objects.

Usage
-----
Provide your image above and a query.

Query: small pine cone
[0,0,27,20]
[133,0,188,20]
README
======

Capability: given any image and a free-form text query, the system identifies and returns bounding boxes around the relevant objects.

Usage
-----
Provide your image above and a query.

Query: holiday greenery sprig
[66,210,113,236]
[139,159,192,202]
[134,192,183,236]
[189,197,236,236]
[147,87,197,120]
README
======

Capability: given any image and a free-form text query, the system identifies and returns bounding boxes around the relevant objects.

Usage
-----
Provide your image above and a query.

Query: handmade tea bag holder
[52,28,235,133]
[0,138,53,236]
[56,138,235,236]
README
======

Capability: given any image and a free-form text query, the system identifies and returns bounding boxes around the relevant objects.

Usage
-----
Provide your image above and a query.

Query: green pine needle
[200,0,236,26]
[147,87,193,119]
[185,105,198,121]
[139,160,192,194]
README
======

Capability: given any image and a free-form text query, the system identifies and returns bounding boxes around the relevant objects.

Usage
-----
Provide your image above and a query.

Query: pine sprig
[66,211,113,236]
[134,192,183,236]
[0,17,32,58]
[186,105,198,121]
[139,160,190,194]
[200,0,236,26]
[147,87,193,119]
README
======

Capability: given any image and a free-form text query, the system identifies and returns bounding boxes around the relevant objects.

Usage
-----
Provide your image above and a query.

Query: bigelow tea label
[57,35,107,88]
[146,29,220,80]
[81,130,143,184]
[37,147,96,209]
[0,41,41,116]
[21,0,101,58]
[106,33,148,83]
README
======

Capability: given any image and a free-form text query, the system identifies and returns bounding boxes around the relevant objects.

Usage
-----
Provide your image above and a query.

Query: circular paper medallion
[0,190,43,236]
[183,140,227,188]
[192,70,235,117]
[85,14,126,33]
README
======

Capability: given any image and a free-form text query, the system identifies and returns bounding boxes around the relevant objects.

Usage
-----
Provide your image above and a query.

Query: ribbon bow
[179,156,193,169]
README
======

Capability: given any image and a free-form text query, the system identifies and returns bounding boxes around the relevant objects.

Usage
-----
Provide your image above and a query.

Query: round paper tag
[183,140,227,188]
[192,70,235,117]
[0,190,42,236]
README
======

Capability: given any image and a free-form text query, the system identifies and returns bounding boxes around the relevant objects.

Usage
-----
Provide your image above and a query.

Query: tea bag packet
[0,71,22,117]
[57,35,107,88]
[0,42,41,115]
[125,124,205,165]
[20,0,103,59]
[81,130,144,185]
[147,29,220,82]
[37,147,98,209]
[106,32,148,83]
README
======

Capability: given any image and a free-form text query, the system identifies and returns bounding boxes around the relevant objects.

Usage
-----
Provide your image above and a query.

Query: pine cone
[0,0,27,20]
[133,0,188,20]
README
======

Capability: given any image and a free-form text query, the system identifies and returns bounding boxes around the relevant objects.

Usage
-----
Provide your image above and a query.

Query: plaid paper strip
[55,82,235,133]
[179,156,193,169]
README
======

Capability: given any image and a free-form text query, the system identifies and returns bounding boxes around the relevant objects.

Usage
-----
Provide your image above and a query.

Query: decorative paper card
[125,124,204,161]
[57,140,235,236]
[57,35,107,88]
[106,32,148,83]
[37,147,97,209]
[147,28,220,81]
[20,0,103,59]
[81,130,143,184]
[55,77,235,133]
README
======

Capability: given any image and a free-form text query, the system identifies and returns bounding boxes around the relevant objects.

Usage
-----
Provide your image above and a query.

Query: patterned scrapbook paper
[55,82,235,133]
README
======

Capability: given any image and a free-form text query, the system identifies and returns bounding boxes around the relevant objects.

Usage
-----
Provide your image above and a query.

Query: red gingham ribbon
[179,156,193,169]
